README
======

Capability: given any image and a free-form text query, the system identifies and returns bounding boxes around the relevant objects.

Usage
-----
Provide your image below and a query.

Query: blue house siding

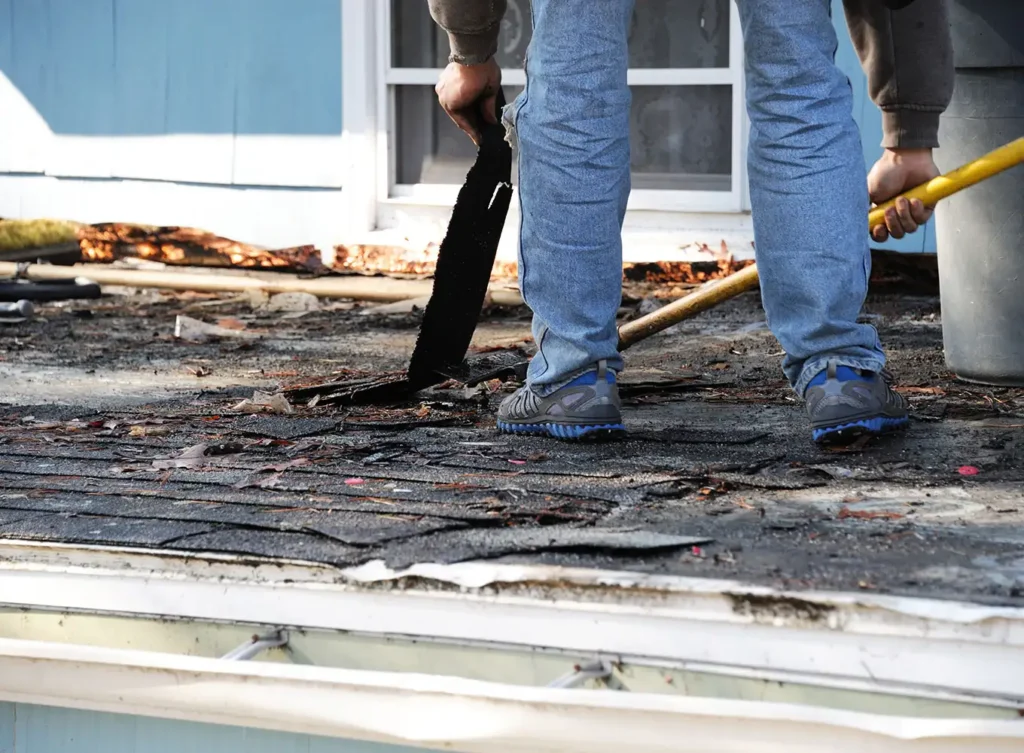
[0,0,343,186]
[0,0,345,246]
[0,0,934,251]
[0,703,442,753]
[0,703,13,753]
[1,0,342,136]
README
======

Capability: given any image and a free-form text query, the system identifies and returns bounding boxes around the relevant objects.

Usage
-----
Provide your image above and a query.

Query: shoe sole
[497,420,627,442]
[812,415,910,445]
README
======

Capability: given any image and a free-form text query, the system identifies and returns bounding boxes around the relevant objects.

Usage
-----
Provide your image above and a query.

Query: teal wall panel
[47,0,116,135]
[7,0,53,121]
[0,0,12,75]
[0,703,14,753]
[112,0,170,135]
[0,703,441,753]
[235,0,343,138]
[163,0,240,137]
[0,0,933,251]
[0,0,342,137]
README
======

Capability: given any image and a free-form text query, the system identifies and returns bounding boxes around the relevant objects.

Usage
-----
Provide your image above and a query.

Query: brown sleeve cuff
[880,109,942,150]
[447,28,500,65]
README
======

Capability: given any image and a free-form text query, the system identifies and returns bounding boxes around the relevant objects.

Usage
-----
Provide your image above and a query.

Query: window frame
[341,1,751,238]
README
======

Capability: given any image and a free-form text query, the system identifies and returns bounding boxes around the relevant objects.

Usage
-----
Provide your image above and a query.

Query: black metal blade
[285,96,514,407]
[407,95,513,389]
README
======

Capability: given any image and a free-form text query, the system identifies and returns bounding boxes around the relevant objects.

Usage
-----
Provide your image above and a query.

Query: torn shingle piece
[169,529,367,567]
[0,513,214,547]
[381,526,712,569]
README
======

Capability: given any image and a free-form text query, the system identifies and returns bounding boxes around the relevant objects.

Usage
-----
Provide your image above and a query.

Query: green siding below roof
[0,703,441,753]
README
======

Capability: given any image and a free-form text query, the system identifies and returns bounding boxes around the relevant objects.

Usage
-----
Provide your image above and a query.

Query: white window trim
[342,0,753,252]
[339,0,379,238]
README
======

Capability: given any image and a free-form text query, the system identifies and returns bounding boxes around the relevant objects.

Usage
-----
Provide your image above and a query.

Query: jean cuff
[795,355,887,397]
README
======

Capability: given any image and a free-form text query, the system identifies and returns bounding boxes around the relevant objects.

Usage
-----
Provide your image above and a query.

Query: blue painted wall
[0,0,342,137]
[0,703,13,753]
[0,0,344,190]
[0,0,933,250]
[0,703,442,753]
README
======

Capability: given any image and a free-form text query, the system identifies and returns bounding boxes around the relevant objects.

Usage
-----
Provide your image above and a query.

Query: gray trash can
[936,0,1024,386]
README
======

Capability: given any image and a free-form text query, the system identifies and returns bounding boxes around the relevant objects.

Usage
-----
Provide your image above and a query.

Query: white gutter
[0,541,1021,703]
[1,638,1022,753]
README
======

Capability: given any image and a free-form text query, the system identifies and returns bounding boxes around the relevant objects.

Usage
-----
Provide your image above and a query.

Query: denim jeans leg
[509,0,634,391]
[734,0,888,396]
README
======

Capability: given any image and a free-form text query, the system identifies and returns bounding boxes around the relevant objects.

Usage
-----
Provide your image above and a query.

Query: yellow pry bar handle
[618,137,1024,351]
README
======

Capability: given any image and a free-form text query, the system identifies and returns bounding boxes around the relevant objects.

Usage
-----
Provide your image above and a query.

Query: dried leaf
[174,315,261,343]
[838,506,904,521]
[152,442,208,470]
[232,391,294,415]
[259,458,311,473]
[130,425,171,437]
[216,317,247,331]
[896,386,946,396]
[234,472,284,490]
[150,442,241,471]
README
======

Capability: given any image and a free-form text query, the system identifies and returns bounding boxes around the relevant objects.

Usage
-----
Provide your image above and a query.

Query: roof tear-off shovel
[288,93,513,407]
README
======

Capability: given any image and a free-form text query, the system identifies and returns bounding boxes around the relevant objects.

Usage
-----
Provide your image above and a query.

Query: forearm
[427,0,507,65]
[843,0,954,149]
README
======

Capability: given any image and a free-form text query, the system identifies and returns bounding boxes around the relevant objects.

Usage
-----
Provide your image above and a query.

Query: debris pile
[79,223,326,273]
[334,242,519,279]
[623,259,756,285]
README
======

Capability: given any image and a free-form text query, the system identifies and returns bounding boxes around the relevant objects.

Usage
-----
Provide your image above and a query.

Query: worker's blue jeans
[505,0,887,397]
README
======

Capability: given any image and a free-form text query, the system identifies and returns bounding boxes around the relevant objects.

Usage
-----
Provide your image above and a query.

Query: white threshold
[372,200,757,266]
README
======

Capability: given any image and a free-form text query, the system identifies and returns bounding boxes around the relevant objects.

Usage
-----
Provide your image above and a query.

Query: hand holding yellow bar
[867,137,1024,230]
[619,137,1024,351]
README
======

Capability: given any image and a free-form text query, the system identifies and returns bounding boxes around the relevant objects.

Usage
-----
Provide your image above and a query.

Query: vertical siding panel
[158,0,238,184]
[241,727,312,753]
[0,0,18,173]
[13,705,135,753]
[232,0,344,187]
[46,0,115,177]
[0,703,14,753]
[1,0,52,173]
[5,704,448,753]
[308,740,428,753]
[8,0,51,122]
[130,716,242,752]
[0,0,12,70]
[165,0,238,134]
[234,0,341,137]
[112,0,168,135]
[109,0,172,180]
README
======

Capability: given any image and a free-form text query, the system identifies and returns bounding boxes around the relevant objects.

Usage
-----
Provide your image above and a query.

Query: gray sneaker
[496,360,626,440]
[804,359,910,444]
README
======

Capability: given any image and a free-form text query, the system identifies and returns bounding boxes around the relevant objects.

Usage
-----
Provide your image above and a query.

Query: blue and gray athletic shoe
[804,359,909,444]
[496,360,626,441]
